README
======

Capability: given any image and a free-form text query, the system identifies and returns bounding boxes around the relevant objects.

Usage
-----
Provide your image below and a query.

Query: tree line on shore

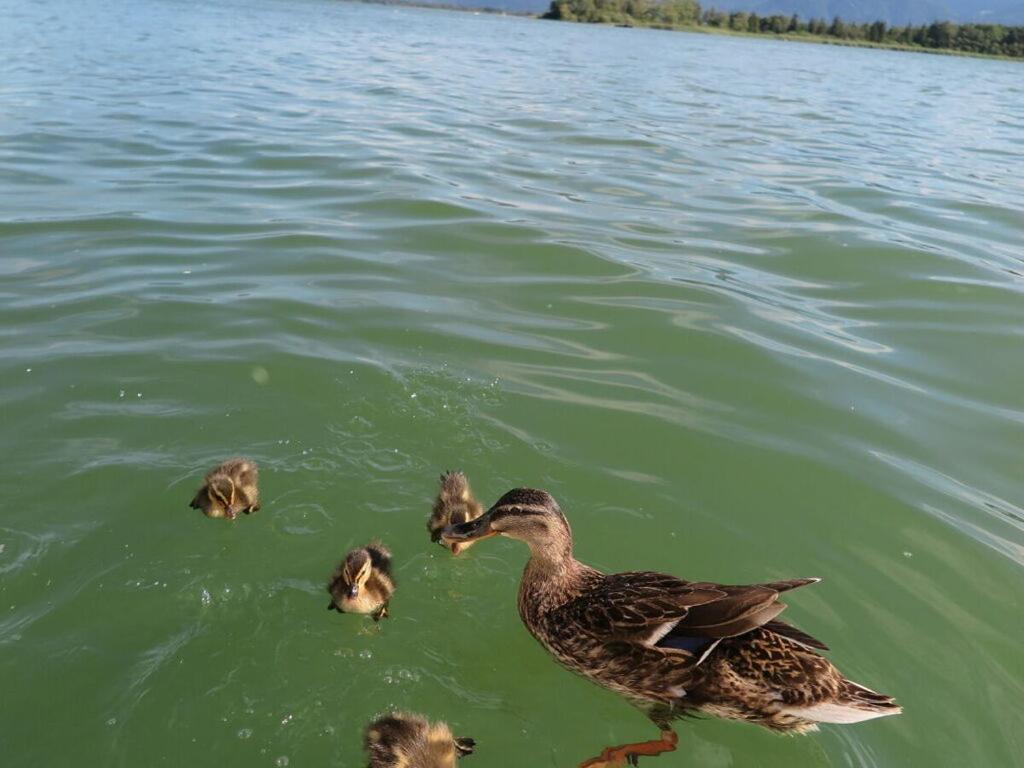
[543,0,1024,58]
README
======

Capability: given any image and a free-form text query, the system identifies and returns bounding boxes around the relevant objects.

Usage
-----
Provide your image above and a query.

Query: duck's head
[441,488,572,560]
[340,549,373,599]
[428,471,483,556]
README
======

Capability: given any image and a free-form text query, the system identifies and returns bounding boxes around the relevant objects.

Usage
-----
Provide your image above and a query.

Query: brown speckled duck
[427,471,483,556]
[188,458,260,519]
[364,711,475,768]
[442,488,900,767]
[328,542,394,621]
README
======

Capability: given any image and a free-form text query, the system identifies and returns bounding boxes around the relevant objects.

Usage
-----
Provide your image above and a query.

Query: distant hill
[415,0,1024,24]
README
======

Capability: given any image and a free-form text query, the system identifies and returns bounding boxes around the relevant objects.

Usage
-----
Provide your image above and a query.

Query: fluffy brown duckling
[188,458,260,520]
[427,471,482,556]
[364,711,475,768]
[328,542,394,621]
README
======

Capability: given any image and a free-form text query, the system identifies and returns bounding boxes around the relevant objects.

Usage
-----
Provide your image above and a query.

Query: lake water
[1,0,1022,765]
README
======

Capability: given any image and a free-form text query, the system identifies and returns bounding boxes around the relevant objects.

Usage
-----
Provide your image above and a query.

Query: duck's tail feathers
[761,577,821,593]
[785,680,901,724]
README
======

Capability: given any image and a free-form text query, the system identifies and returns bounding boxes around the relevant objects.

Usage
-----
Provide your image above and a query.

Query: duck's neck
[525,536,574,572]
[518,539,599,621]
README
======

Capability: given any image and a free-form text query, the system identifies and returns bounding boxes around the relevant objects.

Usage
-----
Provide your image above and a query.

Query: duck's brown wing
[556,572,819,645]
[671,578,820,639]
[763,618,829,650]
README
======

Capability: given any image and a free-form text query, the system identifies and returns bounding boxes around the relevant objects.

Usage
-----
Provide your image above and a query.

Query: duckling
[364,711,475,768]
[188,458,260,520]
[442,489,900,767]
[427,471,482,556]
[328,542,394,621]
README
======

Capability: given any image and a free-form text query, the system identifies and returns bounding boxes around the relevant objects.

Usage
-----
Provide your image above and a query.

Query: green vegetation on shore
[542,0,1024,58]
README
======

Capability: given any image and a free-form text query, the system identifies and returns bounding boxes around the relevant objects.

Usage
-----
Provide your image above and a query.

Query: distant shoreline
[347,0,534,17]
[588,20,1020,62]
[345,0,1022,62]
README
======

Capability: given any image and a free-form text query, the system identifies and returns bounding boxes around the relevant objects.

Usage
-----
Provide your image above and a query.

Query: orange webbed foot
[578,730,678,768]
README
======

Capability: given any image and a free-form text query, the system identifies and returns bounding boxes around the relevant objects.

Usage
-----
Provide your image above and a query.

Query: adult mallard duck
[442,488,900,766]
[328,542,394,621]
[188,458,260,520]
[364,711,475,768]
[427,471,483,556]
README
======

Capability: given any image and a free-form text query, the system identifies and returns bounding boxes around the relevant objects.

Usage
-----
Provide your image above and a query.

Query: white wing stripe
[645,619,680,646]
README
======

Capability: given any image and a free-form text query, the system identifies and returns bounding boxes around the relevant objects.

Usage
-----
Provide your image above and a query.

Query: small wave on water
[871,451,1024,565]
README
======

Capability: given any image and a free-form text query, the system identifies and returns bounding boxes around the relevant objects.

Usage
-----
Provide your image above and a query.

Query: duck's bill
[440,515,496,547]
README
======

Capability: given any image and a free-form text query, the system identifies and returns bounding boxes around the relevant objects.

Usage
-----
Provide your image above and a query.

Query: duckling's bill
[431,528,471,556]
[449,541,471,556]
[440,537,480,556]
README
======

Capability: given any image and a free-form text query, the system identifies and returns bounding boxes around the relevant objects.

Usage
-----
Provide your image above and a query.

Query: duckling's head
[340,549,373,599]
[365,712,475,767]
[428,471,482,556]
[453,736,476,758]
[441,488,572,561]
[190,474,235,517]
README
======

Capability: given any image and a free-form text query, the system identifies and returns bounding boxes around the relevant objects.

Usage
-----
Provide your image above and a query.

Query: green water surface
[1,0,1022,766]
